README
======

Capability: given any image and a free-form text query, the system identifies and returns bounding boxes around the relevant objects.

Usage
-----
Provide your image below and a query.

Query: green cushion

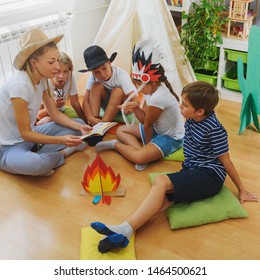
[149,173,248,229]
[63,106,78,118]
[163,147,184,162]
[100,108,137,124]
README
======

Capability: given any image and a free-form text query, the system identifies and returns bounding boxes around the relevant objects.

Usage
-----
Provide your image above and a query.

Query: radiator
[0,12,71,84]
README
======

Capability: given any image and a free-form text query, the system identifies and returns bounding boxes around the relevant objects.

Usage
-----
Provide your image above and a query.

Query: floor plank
[0,98,259,260]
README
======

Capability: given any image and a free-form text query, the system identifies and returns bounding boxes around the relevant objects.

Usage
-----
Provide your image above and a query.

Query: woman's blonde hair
[23,41,58,96]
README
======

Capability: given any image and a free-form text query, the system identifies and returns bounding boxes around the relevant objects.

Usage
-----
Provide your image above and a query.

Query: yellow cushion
[80,227,136,260]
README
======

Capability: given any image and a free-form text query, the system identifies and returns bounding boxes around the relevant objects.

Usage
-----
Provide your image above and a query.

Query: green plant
[181,0,227,72]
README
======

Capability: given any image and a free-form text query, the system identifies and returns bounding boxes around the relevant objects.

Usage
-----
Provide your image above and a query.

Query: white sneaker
[135,163,148,171]
[40,170,54,177]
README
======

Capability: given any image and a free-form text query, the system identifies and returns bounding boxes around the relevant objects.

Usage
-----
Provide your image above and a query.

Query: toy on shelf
[229,0,253,19]
[233,24,244,37]
[226,0,258,40]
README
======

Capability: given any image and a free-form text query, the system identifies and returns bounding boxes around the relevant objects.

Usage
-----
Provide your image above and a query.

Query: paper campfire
[81,155,125,205]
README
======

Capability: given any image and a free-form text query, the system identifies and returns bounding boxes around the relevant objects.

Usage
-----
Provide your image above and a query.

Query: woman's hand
[61,135,84,147]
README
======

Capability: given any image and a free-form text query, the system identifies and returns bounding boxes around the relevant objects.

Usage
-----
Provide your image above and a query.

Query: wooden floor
[0,98,259,260]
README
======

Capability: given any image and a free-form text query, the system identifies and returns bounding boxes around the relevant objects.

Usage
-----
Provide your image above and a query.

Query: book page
[93,122,116,134]
[80,122,117,140]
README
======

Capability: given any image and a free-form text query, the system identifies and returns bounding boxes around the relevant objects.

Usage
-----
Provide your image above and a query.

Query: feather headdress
[132,37,164,83]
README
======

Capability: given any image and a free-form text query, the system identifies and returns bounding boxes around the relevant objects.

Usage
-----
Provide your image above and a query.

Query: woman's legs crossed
[0,143,64,176]
[35,118,84,153]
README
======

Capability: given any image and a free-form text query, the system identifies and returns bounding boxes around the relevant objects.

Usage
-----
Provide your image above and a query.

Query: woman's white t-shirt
[0,71,46,145]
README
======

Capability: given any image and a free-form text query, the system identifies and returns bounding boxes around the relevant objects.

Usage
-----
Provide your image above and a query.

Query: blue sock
[98,234,127,253]
[91,221,132,249]
[91,222,116,236]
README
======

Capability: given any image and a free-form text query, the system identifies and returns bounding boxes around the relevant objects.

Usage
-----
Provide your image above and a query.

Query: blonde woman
[0,28,92,177]
[36,51,87,125]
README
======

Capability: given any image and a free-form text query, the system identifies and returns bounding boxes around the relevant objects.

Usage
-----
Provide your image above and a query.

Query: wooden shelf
[217,36,248,102]
[168,5,183,12]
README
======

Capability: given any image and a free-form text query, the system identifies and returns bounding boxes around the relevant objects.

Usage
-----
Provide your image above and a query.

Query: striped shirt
[183,112,228,182]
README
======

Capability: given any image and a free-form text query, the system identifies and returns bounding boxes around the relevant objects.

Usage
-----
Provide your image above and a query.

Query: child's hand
[80,124,93,136]
[239,190,258,203]
[119,101,139,114]
[56,97,65,108]
[88,116,103,126]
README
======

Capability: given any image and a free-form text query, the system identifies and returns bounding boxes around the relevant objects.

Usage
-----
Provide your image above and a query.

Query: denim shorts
[166,167,223,202]
[139,123,183,157]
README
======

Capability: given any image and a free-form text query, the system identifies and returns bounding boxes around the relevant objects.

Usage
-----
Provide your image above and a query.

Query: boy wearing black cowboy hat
[79,45,139,126]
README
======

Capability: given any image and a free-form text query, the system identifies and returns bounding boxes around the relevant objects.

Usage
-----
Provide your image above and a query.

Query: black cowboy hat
[78,45,117,73]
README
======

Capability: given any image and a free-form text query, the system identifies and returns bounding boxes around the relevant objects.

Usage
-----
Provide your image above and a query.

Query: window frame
[0,0,52,18]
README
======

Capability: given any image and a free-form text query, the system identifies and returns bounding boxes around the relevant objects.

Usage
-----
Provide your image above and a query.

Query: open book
[80,122,117,140]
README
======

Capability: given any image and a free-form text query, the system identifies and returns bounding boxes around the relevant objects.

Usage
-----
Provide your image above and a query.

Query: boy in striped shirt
[91,81,258,253]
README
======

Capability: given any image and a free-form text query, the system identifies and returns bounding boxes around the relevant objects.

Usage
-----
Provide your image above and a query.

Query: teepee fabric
[93,0,195,96]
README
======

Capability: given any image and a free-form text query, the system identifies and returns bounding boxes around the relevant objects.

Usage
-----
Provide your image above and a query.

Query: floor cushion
[163,147,184,162]
[149,172,248,229]
[100,108,137,124]
[80,227,136,260]
[63,106,78,118]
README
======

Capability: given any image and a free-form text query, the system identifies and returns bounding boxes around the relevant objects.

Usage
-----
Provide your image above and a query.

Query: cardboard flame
[81,155,121,205]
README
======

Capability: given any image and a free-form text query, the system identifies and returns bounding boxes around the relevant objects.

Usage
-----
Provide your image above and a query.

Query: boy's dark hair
[182,81,219,116]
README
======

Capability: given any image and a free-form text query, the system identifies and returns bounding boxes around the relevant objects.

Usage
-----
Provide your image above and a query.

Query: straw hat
[13,28,64,70]
[78,45,117,73]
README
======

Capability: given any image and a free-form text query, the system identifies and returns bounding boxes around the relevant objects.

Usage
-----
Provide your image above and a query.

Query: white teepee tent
[81,0,196,95]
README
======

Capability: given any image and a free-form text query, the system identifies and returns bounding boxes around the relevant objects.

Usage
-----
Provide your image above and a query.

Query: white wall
[68,0,111,77]
[0,0,111,80]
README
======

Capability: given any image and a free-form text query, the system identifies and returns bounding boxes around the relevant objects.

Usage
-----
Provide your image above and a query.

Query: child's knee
[91,83,106,95]
[153,174,172,191]
[116,125,128,136]
[111,87,124,96]
[92,82,104,90]
[110,88,124,102]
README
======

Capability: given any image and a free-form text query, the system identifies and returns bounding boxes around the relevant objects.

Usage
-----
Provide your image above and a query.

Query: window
[0,0,51,16]
[0,0,21,3]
